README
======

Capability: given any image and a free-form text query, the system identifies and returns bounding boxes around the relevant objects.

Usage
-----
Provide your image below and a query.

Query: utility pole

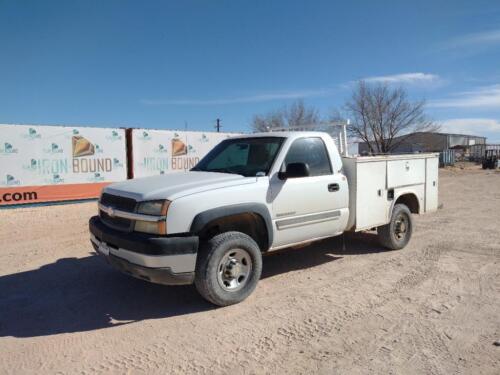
[215,118,221,132]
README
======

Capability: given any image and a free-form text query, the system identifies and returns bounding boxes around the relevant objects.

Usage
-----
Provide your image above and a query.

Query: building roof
[406,131,486,139]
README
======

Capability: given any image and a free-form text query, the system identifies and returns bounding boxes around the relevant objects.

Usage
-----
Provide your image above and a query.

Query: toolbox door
[425,157,439,212]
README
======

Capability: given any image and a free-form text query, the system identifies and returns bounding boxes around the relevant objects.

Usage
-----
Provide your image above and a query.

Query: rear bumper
[89,216,198,285]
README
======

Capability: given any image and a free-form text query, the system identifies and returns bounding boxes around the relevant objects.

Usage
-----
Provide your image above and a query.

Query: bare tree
[251,100,320,132]
[285,100,320,130]
[344,81,438,154]
[251,110,285,132]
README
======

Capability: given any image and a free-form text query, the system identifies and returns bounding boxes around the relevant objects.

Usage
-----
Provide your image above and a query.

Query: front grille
[100,193,137,212]
[99,193,137,232]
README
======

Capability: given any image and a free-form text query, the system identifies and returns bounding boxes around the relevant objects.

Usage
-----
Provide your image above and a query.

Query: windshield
[192,137,285,177]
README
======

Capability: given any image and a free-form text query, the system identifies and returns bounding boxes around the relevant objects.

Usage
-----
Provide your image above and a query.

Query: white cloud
[141,89,331,106]
[445,29,500,49]
[430,84,500,108]
[439,118,500,139]
[362,72,441,85]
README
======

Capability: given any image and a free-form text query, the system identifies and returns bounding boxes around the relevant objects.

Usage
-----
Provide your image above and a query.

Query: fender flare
[190,203,274,248]
[389,191,420,218]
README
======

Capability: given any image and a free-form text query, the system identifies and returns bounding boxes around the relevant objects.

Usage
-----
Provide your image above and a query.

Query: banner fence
[0,124,236,206]
[130,129,234,178]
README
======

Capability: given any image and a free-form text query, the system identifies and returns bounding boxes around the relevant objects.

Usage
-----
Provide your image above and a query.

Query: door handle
[328,183,340,192]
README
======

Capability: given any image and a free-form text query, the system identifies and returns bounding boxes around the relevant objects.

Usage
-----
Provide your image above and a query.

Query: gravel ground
[0,167,499,374]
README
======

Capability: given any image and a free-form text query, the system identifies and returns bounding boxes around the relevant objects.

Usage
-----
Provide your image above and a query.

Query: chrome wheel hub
[217,248,252,292]
[394,214,408,240]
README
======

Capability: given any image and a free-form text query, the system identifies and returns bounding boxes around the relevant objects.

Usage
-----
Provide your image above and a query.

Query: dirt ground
[0,167,499,374]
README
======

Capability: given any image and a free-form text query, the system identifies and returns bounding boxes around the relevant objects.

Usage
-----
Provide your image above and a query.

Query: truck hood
[103,171,254,201]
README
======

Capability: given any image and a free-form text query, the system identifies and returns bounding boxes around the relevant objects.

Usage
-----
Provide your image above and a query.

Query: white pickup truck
[89,132,438,306]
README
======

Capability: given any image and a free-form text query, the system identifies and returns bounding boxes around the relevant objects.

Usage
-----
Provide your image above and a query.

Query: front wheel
[195,231,262,306]
[377,204,413,250]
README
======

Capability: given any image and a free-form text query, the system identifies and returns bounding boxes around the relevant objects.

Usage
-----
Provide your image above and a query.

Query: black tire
[377,204,413,250]
[195,231,262,306]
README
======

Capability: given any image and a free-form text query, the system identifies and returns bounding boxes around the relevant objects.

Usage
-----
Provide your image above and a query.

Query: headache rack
[265,121,349,157]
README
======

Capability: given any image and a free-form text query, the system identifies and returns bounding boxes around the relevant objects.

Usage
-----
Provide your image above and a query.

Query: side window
[283,137,332,176]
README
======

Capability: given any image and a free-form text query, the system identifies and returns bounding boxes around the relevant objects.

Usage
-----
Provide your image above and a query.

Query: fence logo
[44,143,63,154]
[106,130,123,141]
[0,190,38,203]
[22,159,38,171]
[72,136,95,157]
[88,172,105,182]
[113,158,124,168]
[4,174,20,186]
[172,138,187,156]
[199,134,209,143]
[63,129,81,140]
[23,158,69,176]
[140,157,168,173]
[0,142,19,154]
[71,135,113,173]
[154,144,168,153]
[138,131,152,141]
[188,144,196,153]
[45,174,64,184]
[95,144,104,153]
[21,128,42,140]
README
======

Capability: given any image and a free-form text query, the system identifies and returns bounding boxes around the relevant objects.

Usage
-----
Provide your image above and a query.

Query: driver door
[270,137,347,248]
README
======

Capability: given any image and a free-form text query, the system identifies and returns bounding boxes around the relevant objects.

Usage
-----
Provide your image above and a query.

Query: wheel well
[198,213,269,251]
[395,193,420,214]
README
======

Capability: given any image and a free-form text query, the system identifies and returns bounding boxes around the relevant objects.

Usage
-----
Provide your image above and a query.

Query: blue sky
[1,0,500,141]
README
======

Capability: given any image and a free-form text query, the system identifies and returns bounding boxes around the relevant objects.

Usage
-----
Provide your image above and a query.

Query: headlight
[137,200,168,215]
[134,200,170,235]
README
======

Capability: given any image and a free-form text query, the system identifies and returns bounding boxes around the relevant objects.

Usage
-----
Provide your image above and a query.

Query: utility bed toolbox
[342,154,439,231]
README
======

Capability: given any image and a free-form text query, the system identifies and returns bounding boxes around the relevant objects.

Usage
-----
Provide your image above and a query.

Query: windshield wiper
[207,168,241,175]
[191,167,245,176]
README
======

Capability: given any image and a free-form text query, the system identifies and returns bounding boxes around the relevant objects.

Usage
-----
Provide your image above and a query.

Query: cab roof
[229,131,330,140]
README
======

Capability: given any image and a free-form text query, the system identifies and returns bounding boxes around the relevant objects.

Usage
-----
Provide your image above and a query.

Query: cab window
[283,137,332,176]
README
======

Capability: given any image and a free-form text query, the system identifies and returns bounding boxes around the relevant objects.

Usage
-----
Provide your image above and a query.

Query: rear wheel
[195,231,262,306]
[378,204,413,250]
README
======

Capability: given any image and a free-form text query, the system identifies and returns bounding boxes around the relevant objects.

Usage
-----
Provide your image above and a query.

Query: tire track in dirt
[2,169,499,374]
[84,242,444,374]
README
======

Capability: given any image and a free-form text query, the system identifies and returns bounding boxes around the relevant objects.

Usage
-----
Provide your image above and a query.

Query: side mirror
[278,162,310,180]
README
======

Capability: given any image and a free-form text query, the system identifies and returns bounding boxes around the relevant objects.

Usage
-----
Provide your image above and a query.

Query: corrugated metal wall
[439,149,455,167]
[470,144,500,161]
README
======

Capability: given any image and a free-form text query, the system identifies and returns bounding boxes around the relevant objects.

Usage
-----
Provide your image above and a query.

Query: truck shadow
[0,254,212,338]
[262,231,386,278]
[0,233,385,338]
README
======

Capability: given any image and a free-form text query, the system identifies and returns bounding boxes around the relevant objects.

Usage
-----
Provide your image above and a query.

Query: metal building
[359,132,486,154]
